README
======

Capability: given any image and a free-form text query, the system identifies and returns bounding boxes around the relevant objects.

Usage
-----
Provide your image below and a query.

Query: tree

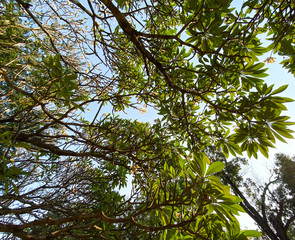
[207,148,295,240]
[0,0,294,239]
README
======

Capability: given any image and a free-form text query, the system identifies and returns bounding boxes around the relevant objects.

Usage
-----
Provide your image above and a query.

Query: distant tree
[207,147,295,240]
[0,0,295,239]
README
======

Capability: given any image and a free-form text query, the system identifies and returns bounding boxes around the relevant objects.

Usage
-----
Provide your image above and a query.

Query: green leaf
[191,152,208,176]
[164,162,169,172]
[206,161,225,176]
[272,130,288,143]
[222,144,229,158]
[239,230,262,237]
[219,201,245,214]
[270,85,288,95]
[280,39,294,54]
[258,144,269,158]
[271,125,294,139]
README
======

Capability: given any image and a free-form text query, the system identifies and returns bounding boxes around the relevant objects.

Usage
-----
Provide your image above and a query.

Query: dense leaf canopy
[0,0,294,239]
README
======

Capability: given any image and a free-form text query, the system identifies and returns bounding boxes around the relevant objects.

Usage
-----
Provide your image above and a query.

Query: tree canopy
[0,0,294,239]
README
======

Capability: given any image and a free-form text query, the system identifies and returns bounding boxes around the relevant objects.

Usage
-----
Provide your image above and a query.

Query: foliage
[0,0,294,239]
